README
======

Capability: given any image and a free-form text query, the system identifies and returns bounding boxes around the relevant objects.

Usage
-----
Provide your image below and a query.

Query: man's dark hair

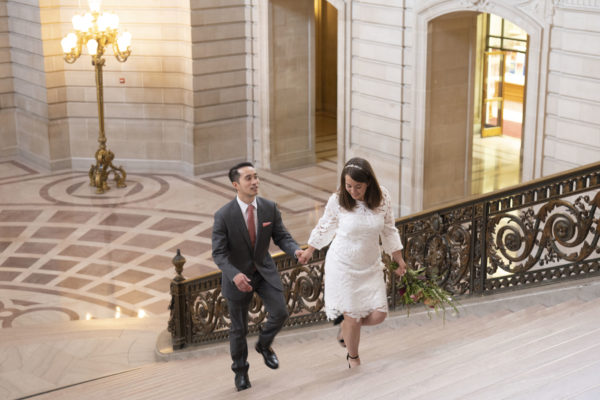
[228,162,255,183]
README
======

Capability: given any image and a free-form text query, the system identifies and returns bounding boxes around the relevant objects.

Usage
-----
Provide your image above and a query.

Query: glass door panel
[482,51,505,137]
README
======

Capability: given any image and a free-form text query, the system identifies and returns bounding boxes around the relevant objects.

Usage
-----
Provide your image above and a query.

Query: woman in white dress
[298,157,407,368]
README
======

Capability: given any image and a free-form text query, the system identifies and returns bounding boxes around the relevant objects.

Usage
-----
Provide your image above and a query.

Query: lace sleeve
[307,193,339,250]
[380,187,403,254]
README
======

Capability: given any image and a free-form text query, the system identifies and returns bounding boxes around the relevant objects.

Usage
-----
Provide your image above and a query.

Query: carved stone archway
[406,0,553,212]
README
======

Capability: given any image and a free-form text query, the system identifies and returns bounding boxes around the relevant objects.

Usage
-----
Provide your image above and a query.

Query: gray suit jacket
[211,196,300,301]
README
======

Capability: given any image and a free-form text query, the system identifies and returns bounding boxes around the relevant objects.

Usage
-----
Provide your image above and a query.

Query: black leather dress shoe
[255,342,279,369]
[234,372,251,391]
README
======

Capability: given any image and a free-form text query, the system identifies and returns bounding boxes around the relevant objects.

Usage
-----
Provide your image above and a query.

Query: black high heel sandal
[346,353,359,368]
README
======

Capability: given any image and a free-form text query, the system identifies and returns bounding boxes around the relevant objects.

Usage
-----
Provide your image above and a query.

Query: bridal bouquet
[388,261,459,320]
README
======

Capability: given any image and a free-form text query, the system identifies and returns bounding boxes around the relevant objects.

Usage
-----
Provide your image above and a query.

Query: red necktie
[247,204,256,247]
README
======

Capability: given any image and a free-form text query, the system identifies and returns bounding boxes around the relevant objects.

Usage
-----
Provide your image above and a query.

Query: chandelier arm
[112,44,131,62]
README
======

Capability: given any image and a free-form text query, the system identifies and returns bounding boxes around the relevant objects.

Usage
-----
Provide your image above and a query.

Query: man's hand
[233,273,253,292]
[297,247,314,264]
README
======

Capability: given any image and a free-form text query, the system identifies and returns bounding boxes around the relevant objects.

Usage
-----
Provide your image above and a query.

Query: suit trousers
[227,270,289,373]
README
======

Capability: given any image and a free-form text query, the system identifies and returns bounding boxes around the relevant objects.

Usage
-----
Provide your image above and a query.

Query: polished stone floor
[0,159,338,328]
[472,133,521,195]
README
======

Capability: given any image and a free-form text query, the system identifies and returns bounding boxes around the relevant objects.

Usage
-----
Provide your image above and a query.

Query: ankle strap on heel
[346,353,359,360]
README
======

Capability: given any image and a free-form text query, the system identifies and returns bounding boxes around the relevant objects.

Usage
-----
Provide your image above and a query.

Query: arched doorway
[422,12,528,209]
[410,0,549,212]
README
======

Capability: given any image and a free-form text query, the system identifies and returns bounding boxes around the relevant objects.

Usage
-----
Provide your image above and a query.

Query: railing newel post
[168,249,187,350]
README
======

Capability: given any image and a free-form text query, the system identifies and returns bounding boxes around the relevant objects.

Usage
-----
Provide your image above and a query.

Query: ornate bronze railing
[168,161,600,349]
[168,247,329,349]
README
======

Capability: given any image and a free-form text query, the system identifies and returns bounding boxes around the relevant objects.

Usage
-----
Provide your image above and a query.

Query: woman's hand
[392,250,407,277]
[297,246,315,264]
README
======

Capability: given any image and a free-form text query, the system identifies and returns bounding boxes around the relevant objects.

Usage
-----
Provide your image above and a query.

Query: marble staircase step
[22,279,600,399]
[406,299,600,399]
[336,301,591,398]
[0,317,165,399]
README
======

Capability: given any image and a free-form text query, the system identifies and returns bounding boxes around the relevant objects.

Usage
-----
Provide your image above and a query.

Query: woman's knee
[372,311,387,324]
[362,311,387,326]
[343,314,362,327]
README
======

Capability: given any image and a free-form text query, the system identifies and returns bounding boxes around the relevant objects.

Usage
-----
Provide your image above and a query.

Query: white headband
[345,164,364,171]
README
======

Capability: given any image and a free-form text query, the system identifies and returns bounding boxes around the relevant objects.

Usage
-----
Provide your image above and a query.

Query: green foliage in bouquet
[388,261,460,320]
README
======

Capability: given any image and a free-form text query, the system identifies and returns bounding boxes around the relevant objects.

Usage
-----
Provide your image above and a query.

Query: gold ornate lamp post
[61,0,132,194]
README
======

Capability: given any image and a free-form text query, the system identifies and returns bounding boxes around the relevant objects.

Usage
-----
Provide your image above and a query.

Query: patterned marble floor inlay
[0,160,337,328]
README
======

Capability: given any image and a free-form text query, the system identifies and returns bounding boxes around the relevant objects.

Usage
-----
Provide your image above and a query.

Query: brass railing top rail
[398,161,600,223]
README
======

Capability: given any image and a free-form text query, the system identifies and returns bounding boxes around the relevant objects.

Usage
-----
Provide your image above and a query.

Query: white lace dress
[308,187,403,320]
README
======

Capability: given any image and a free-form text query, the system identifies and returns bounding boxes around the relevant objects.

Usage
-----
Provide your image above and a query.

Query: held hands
[297,247,315,264]
[233,273,253,292]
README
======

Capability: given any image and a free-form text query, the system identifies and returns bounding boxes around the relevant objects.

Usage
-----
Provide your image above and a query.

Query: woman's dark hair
[228,162,254,183]
[338,157,382,211]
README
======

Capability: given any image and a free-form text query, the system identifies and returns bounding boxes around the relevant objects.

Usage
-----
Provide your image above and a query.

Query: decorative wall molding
[459,0,493,10]
[455,0,556,25]
[554,0,600,10]
[516,0,556,24]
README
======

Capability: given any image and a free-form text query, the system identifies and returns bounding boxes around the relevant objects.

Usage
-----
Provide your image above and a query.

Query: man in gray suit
[212,162,302,392]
